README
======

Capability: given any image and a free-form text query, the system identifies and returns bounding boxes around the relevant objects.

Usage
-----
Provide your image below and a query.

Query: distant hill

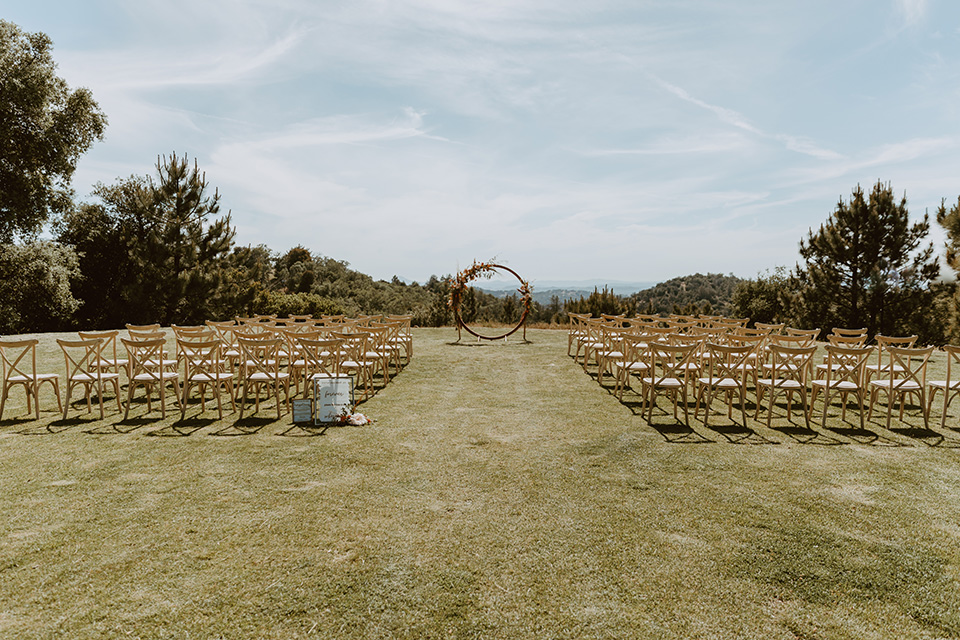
[478,280,656,296]
[478,287,602,305]
[624,273,744,316]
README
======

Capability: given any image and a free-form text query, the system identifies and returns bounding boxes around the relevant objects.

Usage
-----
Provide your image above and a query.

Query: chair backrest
[237,336,282,378]
[871,335,919,369]
[122,337,168,382]
[177,339,223,380]
[330,331,370,362]
[701,342,754,384]
[58,338,106,381]
[755,322,785,335]
[171,324,209,338]
[77,330,121,366]
[767,344,817,383]
[770,333,817,349]
[885,345,933,389]
[820,344,873,385]
[940,345,960,386]
[0,339,40,384]
[785,327,820,340]
[832,327,868,338]
[647,341,699,383]
[666,318,699,334]
[127,329,165,342]
[827,333,869,347]
[731,327,770,338]
[126,323,161,335]
[632,325,672,339]
[296,336,343,378]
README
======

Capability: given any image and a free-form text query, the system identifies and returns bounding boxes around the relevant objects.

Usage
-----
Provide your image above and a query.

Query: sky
[5,0,960,286]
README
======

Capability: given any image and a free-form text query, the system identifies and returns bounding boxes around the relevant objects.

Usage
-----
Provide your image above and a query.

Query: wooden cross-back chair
[387,315,414,363]
[330,331,377,402]
[178,339,234,419]
[864,335,919,385]
[122,337,181,419]
[295,336,344,399]
[612,333,651,401]
[694,342,754,429]
[639,341,700,425]
[58,338,123,420]
[282,326,322,395]
[236,335,290,418]
[755,344,817,428]
[811,344,873,429]
[77,330,128,378]
[0,339,62,420]
[928,345,960,430]
[868,345,934,430]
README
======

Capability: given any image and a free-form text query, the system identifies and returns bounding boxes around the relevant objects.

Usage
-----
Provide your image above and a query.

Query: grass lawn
[1,328,960,638]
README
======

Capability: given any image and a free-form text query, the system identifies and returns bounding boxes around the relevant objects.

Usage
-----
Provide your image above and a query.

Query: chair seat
[756,378,803,390]
[132,372,179,382]
[697,377,740,389]
[189,372,233,383]
[812,379,858,391]
[928,380,960,390]
[869,379,921,391]
[248,372,290,382]
[341,360,374,368]
[69,372,120,382]
[614,361,648,372]
[10,373,59,382]
[641,377,685,389]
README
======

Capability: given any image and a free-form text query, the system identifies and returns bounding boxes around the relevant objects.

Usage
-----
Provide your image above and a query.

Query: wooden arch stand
[451,263,531,342]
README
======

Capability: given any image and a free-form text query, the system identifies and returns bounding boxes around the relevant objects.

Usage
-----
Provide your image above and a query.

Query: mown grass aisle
[1,328,959,638]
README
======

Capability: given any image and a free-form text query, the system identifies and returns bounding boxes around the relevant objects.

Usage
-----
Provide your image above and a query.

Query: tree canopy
[0,20,107,240]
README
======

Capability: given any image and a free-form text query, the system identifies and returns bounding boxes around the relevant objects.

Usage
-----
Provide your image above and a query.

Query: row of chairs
[0,314,414,422]
[569,314,957,432]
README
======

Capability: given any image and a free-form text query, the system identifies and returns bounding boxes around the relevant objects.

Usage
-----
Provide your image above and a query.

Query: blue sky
[6,0,960,285]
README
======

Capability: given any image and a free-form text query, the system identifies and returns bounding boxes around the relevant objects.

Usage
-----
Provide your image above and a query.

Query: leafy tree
[731,267,797,326]
[795,181,940,340]
[0,241,80,334]
[216,244,274,319]
[0,20,107,241]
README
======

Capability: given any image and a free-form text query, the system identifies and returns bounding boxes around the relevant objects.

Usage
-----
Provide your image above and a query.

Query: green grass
[2,328,960,638]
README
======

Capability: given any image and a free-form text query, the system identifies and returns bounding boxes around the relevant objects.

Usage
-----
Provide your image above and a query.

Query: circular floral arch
[448,261,532,341]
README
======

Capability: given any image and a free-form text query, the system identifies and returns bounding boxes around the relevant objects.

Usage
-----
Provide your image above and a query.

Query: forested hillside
[625,273,743,316]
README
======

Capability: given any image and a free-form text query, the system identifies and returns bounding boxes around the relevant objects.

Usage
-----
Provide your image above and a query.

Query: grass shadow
[770,423,847,446]
[148,418,217,437]
[278,423,330,437]
[212,417,274,436]
[645,419,714,444]
[889,426,960,448]
[705,422,780,445]
[19,418,85,435]
[0,416,40,428]
[85,418,153,434]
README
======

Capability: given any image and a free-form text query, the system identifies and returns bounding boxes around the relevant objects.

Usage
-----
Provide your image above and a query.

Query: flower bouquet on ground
[336,407,373,426]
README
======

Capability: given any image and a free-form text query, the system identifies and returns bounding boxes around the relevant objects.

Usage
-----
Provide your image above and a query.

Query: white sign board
[313,376,354,425]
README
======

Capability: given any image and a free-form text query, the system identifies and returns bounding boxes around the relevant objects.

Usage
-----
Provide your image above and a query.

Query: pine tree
[57,154,235,326]
[795,181,939,339]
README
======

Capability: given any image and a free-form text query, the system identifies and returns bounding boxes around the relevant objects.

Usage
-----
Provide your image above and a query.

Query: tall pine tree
[794,181,940,340]
[57,153,235,327]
